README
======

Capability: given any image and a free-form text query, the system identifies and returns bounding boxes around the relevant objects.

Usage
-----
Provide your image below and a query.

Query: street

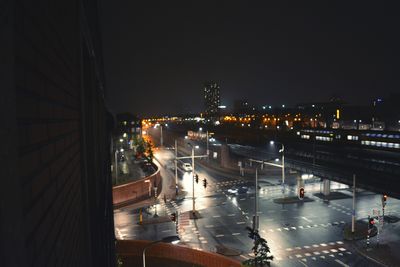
[114,142,400,266]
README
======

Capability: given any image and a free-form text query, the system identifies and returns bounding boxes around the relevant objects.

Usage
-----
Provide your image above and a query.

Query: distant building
[204,82,221,120]
[114,113,141,149]
[234,100,256,115]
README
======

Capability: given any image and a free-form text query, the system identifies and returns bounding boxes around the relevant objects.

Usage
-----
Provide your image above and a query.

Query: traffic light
[368,217,375,229]
[382,194,388,207]
[170,213,176,222]
[195,174,199,184]
[299,187,305,199]
[203,178,207,188]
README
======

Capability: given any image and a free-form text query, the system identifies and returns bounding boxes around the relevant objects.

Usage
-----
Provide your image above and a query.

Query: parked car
[182,163,193,172]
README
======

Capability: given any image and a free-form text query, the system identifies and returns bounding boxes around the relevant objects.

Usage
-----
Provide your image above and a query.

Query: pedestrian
[164,194,167,203]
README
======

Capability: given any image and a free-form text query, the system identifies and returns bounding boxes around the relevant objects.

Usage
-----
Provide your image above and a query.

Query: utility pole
[114,150,118,185]
[160,125,163,147]
[191,146,195,215]
[206,131,209,162]
[312,136,316,165]
[281,144,285,186]
[175,140,178,196]
[254,168,259,231]
[352,174,356,234]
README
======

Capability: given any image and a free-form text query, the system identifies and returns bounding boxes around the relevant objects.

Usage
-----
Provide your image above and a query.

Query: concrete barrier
[116,240,241,267]
[112,168,162,207]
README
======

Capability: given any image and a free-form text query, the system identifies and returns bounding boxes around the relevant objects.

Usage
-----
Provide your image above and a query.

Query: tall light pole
[175,140,178,196]
[160,124,163,147]
[352,174,356,234]
[188,143,196,215]
[114,149,118,185]
[142,236,180,267]
[270,141,285,187]
[206,131,209,162]
[254,168,259,231]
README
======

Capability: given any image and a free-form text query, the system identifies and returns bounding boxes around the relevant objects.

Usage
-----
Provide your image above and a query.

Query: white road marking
[205,225,214,228]
[232,233,241,235]
[302,216,312,223]
[213,215,221,218]
[228,214,235,216]
[335,259,350,267]
[162,229,172,233]
[216,234,224,237]
[237,221,246,224]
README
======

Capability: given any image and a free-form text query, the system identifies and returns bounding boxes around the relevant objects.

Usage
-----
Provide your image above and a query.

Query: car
[227,186,248,195]
[182,163,193,172]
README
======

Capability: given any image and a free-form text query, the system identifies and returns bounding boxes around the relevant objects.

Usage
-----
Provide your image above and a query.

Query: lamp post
[142,236,180,267]
[254,168,259,231]
[188,143,196,216]
[270,141,285,189]
[114,149,118,185]
[206,131,209,162]
[160,124,163,147]
[175,140,178,196]
[114,148,124,185]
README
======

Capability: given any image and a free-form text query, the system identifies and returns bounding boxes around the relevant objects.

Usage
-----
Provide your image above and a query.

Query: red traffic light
[299,187,305,199]
[368,217,375,228]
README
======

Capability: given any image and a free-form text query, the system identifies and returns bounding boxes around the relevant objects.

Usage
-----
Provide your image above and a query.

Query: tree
[136,138,145,158]
[243,226,273,266]
[145,140,154,163]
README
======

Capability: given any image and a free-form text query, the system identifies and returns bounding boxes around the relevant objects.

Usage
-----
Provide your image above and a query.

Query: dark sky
[100,2,399,116]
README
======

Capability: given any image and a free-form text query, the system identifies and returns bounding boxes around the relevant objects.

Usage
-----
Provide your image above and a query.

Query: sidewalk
[344,217,400,266]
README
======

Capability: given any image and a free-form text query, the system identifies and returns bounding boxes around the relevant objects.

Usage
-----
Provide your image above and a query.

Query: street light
[114,150,118,185]
[142,236,180,267]
[187,143,196,216]
[270,140,285,188]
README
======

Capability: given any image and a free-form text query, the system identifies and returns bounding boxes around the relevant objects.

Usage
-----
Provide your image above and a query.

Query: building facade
[204,82,221,120]
[1,1,115,266]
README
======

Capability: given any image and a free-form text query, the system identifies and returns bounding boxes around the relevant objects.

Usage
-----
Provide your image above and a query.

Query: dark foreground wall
[0,1,115,266]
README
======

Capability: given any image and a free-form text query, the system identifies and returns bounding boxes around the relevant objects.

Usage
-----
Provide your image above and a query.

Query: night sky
[100,2,399,116]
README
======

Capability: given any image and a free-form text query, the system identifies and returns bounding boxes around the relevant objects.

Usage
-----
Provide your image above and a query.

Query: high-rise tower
[204,82,221,120]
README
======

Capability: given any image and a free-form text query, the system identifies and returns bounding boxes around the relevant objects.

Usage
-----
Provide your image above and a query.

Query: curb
[351,243,389,267]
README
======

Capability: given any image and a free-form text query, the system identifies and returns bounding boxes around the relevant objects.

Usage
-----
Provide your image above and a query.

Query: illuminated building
[204,82,221,120]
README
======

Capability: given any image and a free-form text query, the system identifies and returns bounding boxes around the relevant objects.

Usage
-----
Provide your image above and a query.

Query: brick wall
[0,1,115,266]
[112,170,162,207]
[117,240,241,267]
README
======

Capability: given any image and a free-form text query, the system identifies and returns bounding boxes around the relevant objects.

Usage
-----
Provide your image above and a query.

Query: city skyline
[101,2,399,116]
